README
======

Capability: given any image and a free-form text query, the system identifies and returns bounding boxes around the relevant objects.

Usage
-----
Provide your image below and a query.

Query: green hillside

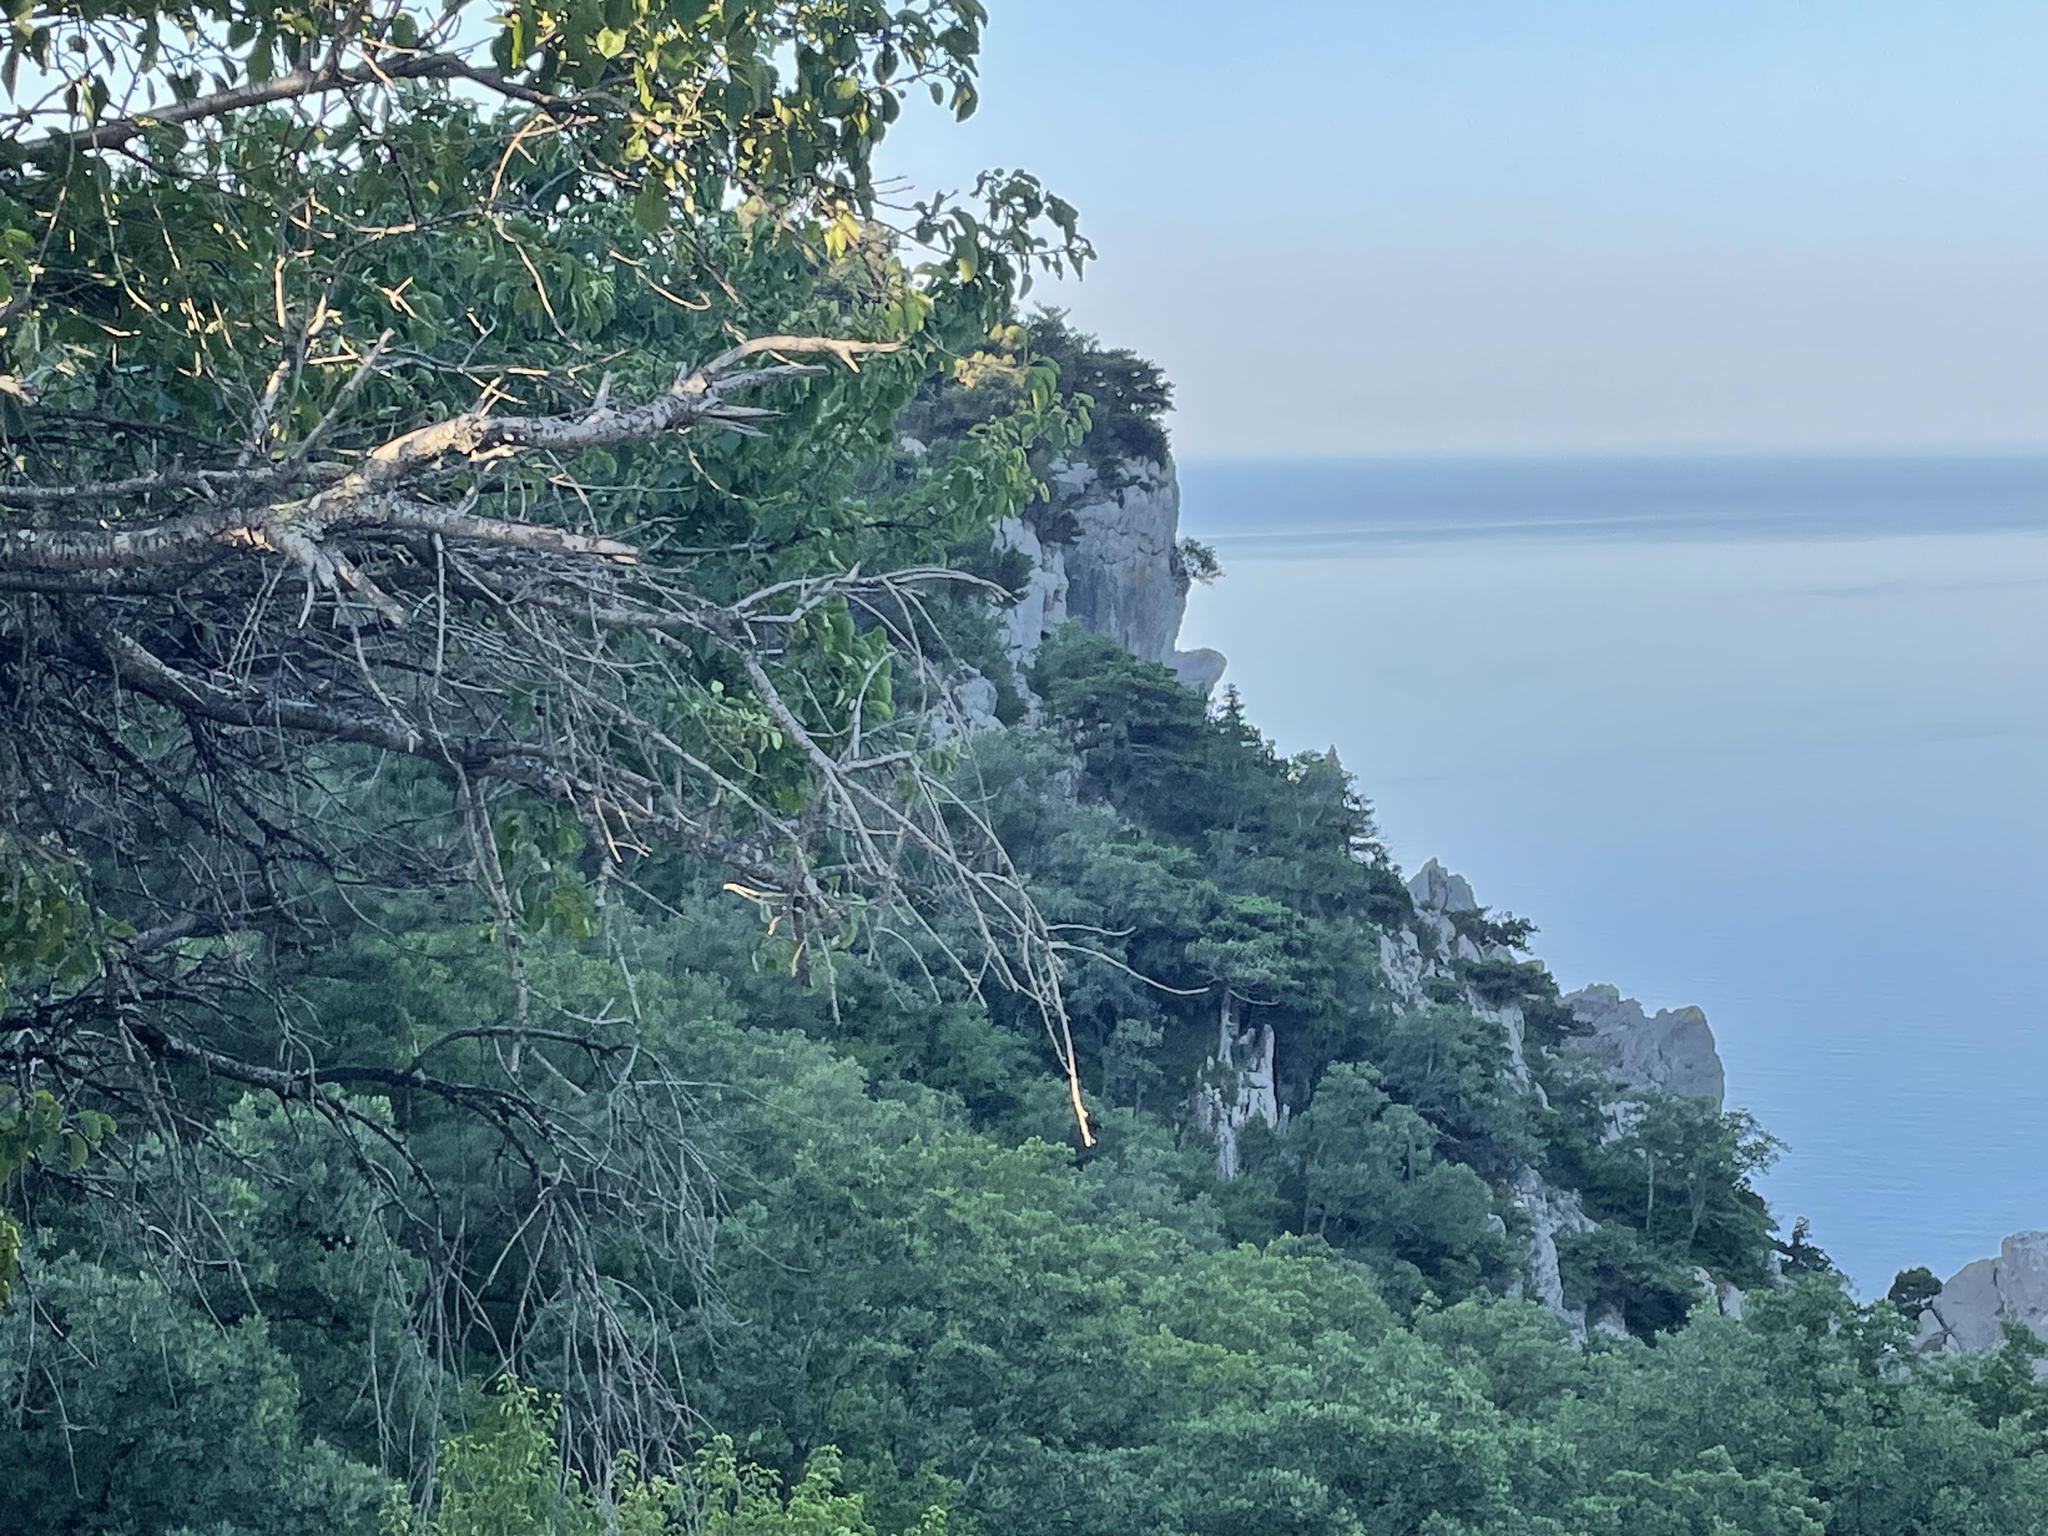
[2,3,2043,1533]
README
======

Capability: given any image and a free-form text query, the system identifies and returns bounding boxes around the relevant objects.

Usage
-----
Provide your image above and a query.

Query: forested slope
[2,3,2045,1533]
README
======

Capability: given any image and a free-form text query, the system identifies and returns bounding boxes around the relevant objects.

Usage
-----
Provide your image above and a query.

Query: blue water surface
[1176,456,2048,1294]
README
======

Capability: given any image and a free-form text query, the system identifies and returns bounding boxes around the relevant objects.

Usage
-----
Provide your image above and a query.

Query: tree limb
[41,53,572,159]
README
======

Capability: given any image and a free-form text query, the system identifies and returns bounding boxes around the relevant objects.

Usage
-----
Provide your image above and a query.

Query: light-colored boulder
[1563,983,1726,1109]
[1916,1230,2048,1376]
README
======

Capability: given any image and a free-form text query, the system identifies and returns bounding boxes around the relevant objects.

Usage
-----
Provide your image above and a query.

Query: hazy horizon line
[1173,447,2048,468]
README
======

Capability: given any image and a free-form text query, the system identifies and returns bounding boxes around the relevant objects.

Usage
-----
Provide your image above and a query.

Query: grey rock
[1468,996,1536,1091]
[994,457,1225,697]
[930,669,1003,747]
[1563,983,1726,1109]
[1191,997,1282,1181]
[1061,459,1190,667]
[1916,1230,2048,1376]
[993,515,1068,661]
[1377,928,1428,1009]
[1169,647,1227,697]
[954,672,1001,732]
[1399,860,1545,1101]
[1512,1165,1598,1326]
[1591,1308,1632,1342]
[1689,1266,1744,1319]
[1408,857,1480,916]
[1415,909,1456,957]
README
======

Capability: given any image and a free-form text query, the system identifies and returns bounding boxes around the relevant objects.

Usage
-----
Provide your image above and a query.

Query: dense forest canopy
[2,4,2045,1534]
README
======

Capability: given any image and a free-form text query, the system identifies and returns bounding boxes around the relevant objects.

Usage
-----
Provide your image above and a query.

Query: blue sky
[883,2,2048,457]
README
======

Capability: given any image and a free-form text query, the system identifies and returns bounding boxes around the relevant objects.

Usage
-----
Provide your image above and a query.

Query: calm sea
[1177,456,2048,1295]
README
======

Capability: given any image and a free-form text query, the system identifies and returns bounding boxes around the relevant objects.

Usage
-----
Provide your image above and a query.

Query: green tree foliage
[0,1251,390,1534]
[1288,1061,1514,1302]
[6,902,2047,1535]
[0,7,2041,1532]
[1571,1094,1780,1279]
[1934,1322,2048,1453]
[0,0,1098,1467]
[389,1380,950,1536]
[1,836,112,1303]
[1887,1265,1944,1323]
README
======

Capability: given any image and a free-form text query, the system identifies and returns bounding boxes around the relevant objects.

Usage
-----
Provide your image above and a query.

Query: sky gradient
[885,2,2048,457]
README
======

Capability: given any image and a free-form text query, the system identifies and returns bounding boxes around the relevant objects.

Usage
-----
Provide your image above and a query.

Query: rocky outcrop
[1376,927,1428,1010]
[1408,861,1596,1324]
[1402,858,1742,1327]
[1692,1265,1746,1319]
[944,669,1003,739]
[993,515,1069,661]
[1191,1000,1282,1181]
[1406,858,1482,960]
[1408,859,1480,923]
[1401,862,1729,1115]
[1563,984,1726,1109]
[1058,460,1181,664]
[1915,1230,2048,1377]
[1404,859,1537,1087]
[1000,458,1224,695]
[1511,1166,1598,1332]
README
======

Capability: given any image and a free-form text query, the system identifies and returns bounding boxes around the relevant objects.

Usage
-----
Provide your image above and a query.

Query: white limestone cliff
[993,514,1069,661]
[1511,1166,1599,1335]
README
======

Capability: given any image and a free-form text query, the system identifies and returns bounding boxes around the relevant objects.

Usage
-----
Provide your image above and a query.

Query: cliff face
[989,468,1762,1329]
[993,514,1068,660]
[998,457,1225,695]
[1916,1231,2048,1377]
[1563,984,1727,1109]
[1399,857,1736,1333]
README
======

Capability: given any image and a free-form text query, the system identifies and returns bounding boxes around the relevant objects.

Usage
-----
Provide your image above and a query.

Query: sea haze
[1176,455,2048,1296]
